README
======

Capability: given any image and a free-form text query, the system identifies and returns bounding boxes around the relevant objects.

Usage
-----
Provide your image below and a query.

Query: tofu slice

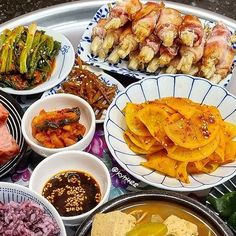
[91,211,136,236]
[164,215,199,236]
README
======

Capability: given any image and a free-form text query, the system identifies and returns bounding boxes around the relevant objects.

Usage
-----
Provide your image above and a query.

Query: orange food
[123,97,236,183]
[32,107,86,148]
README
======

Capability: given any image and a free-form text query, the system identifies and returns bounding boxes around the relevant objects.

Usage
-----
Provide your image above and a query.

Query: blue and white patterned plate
[0,26,75,95]
[0,182,66,236]
[78,3,236,87]
[104,74,236,192]
[42,65,125,123]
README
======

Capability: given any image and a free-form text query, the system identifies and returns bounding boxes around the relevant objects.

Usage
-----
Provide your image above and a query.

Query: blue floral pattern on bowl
[104,74,236,192]
[78,3,236,87]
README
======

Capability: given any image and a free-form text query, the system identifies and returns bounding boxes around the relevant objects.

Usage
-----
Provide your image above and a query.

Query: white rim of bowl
[29,150,111,221]
[0,182,66,235]
[22,93,96,153]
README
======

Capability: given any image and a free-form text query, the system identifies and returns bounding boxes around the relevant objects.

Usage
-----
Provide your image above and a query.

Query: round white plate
[0,26,75,95]
[104,74,236,192]
[42,65,125,123]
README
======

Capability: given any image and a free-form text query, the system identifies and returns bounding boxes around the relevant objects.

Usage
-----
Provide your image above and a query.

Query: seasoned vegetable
[0,23,61,90]
[123,97,236,183]
[208,191,236,231]
[126,223,167,236]
[32,107,86,148]
[208,192,236,218]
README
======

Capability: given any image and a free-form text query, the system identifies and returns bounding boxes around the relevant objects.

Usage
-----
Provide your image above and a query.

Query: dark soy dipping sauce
[42,170,101,217]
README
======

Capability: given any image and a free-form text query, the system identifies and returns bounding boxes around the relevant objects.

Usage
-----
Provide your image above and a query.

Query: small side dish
[0,200,60,236]
[58,57,118,120]
[208,191,236,232]
[0,23,61,90]
[32,107,86,148]
[42,170,101,217]
[91,201,216,236]
[123,97,236,183]
[29,151,111,225]
[0,103,19,165]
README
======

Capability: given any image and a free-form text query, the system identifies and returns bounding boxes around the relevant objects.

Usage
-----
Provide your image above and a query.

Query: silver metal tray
[2,1,236,235]
[2,0,236,94]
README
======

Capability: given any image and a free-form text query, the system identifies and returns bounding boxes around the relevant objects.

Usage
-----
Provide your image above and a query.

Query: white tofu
[91,211,136,236]
[164,215,199,236]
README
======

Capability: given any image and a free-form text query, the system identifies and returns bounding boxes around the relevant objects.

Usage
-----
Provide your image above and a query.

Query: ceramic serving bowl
[0,182,66,236]
[104,74,236,192]
[29,150,111,226]
[0,26,75,95]
[76,190,233,236]
[21,93,95,157]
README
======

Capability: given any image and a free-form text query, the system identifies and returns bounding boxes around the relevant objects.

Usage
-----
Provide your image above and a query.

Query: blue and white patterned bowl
[0,182,66,235]
[104,74,236,192]
[0,26,75,95]
[78,3,236,87]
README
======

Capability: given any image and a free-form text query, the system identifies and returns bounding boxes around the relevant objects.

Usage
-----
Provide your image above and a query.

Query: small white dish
[29,150,111,226]
[0,182,66,236]
[21,93,95,157]
[42,65,125,123]
[0,26,75,95]
[104,74,236,192]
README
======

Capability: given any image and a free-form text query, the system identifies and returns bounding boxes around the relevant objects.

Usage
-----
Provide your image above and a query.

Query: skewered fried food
[88,1,236,83]
[177,31,206,73]
[59,57,118,120]
[132,2,164,42]
[99,27,124,59]
[147,40,179,73]
[200,23,235,82]
[128,50,140,70]
[91,19,108,56]
[138,34,161,64]
[179,15,204,47]
[166,57,181,74]
[117,25,138,59]
[155,8,183,47]
[105,0,142,30]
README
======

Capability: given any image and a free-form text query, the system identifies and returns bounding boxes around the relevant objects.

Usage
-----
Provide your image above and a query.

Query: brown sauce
[42,170,101,217]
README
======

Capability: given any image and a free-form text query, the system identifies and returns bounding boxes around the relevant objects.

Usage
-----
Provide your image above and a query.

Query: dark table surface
[0,0,236,25]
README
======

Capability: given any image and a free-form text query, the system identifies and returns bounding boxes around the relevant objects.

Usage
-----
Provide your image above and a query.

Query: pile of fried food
[0,23,61,90]
[58,57,118,120]
[123,97,236,183]
[32,107,86,148]
[91,0,235,83]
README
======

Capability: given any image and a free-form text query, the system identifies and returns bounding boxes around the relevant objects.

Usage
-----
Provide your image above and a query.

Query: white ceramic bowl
[0,182,66,236]
[21,93,95,157]
[29,150,111,226]
[104,74,236,192]
[0,26,75,95]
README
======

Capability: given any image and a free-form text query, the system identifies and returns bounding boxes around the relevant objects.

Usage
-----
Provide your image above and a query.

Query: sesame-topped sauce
[42,170,101,217]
